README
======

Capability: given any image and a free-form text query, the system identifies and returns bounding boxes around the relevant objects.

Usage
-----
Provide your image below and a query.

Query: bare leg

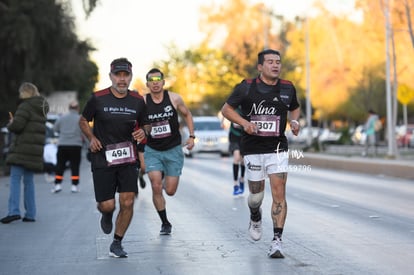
[269,173,287,229]
[114,192,135,237]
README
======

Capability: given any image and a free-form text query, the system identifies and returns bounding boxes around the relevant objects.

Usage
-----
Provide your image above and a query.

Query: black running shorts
[92,164,138,202]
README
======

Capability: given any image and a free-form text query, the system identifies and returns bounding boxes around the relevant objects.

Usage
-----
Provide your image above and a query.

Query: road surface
[0,152,413,275]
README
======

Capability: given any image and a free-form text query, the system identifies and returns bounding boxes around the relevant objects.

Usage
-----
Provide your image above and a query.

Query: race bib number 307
[251,115,281,137]
[105,141,136,166]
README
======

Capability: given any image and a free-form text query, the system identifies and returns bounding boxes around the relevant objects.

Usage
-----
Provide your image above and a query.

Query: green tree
[152,44,242,115]
[0,0,98,125]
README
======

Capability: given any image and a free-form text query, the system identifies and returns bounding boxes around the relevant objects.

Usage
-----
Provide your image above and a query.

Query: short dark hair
[146,68,164,81]
[258,49,281,65]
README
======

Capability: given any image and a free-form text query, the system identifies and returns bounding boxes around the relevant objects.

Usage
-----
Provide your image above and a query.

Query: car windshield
[195,121,222,131]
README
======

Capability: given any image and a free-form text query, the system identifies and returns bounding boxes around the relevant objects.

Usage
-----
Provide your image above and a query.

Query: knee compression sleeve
[248,191,264,209]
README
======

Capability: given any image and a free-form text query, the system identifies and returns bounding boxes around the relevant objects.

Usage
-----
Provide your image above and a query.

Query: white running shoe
[248,219,262,241]
[71,185,79,193]
[268,237,284,258]
[51,184,62,193]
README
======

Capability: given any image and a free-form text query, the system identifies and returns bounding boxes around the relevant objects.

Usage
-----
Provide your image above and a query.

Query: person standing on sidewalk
[144,68,195,235]
[79,58,149,258]
[51,101,83,193]
[221,49,300,258]
[363,109,380,157]
[228,107,245,196]
[1,82,49,224]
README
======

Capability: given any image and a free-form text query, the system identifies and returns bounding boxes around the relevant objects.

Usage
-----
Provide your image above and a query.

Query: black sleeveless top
[145,90,182,151]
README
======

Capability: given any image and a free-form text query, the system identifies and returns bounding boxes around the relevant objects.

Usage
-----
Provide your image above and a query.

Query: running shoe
[233,185,241,196]
[51,184,62,193]
[248,219,262,241]
[1,215,21,224]
[109,240,128,258]
[268,237,285,258]
[71,185,79,193]
[248,208,262,241]
[100,212,113,234]
[239,182,244,194]
[160,223,172,235]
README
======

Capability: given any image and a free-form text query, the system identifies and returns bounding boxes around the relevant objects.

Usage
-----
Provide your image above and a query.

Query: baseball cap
[110,58,132,74]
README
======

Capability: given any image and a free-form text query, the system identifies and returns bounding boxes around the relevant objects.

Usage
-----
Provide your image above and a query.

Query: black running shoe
[109,240,128,258]
[100,212,113,234]
[160,223,172,235]
[1,215,21,224]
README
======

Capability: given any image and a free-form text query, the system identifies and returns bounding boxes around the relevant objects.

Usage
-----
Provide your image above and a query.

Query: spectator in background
[52,101,83,193]
[1,82,49,224]
[363,109,379,157]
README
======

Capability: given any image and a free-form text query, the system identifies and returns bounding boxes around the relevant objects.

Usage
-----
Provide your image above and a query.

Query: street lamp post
[305,17,312,147]
[384,0,396,157]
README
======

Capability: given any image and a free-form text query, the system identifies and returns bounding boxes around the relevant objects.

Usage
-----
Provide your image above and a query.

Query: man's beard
[113,86,128,94]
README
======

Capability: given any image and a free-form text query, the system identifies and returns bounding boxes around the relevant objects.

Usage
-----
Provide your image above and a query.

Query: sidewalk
[290,145,414,180]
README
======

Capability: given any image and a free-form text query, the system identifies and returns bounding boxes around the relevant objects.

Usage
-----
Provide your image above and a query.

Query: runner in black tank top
[144,68,195,235]
[145,90,181,151]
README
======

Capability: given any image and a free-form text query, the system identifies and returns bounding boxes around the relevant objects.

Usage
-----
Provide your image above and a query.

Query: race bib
[251,115,281,137]
[105,141,136,166]
[151,120,172,139]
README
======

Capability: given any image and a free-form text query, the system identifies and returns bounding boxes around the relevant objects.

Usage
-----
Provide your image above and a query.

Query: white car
[182,116,229,157]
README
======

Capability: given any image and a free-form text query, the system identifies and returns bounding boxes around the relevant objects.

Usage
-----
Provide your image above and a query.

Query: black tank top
[145,90,181,151]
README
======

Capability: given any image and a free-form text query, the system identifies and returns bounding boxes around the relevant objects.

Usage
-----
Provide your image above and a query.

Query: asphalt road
[0,152,413,275]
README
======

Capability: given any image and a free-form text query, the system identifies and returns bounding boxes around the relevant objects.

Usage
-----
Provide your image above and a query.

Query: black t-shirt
[226,77,300,155]
[82,88,147,168]
[145,90,182,151]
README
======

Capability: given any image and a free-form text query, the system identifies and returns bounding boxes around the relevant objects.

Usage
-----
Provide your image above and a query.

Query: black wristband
[189,135,196,139]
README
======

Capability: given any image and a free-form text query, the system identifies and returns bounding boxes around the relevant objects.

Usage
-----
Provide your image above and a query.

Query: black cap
[110,58,132,74]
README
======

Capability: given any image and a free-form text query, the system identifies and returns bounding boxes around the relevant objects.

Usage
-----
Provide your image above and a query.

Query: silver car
[182,116,229,157]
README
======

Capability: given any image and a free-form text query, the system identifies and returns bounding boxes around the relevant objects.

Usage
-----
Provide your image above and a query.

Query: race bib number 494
[251,115,281,137]
[105,141,136,166]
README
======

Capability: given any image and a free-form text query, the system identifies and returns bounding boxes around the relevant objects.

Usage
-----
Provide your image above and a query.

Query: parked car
[286,127,320,144]
[287,126,342,145]
[396,124,414,148]
[318,128,342,144]
[182,116,229,157]
[410,132,414,148]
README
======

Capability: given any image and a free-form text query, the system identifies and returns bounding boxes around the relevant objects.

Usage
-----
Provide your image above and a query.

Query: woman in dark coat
[1,82,49,223]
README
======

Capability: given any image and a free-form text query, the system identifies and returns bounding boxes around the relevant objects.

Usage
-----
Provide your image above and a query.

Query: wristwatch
[189,135,196,139]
